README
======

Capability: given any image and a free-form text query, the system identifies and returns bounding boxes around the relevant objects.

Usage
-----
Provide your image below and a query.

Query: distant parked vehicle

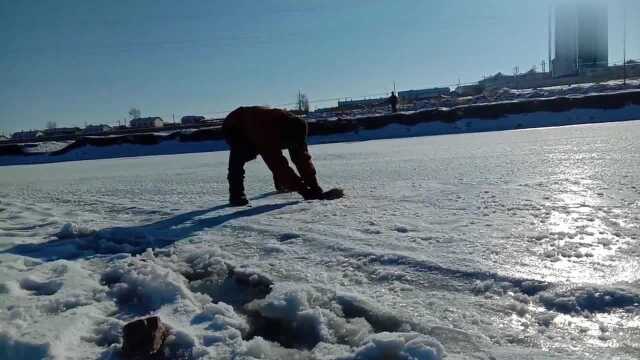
[83,124,112,135]
[180,115,206,126]
[130,117,164,129]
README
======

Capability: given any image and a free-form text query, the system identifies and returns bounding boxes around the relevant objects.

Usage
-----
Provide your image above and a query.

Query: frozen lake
[1,121,639,359]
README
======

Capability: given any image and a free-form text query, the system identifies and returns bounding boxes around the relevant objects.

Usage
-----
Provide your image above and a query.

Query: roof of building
[11,130,44,138]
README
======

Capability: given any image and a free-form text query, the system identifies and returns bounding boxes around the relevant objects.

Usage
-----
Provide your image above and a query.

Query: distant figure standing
[222,106,325,206]
[389,91,399,113]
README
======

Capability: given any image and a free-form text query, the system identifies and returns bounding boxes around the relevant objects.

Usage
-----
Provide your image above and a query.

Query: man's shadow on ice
[2,200,298,262]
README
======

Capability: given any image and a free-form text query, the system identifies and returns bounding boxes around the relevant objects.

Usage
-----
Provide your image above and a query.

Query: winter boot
[229,194,249,207]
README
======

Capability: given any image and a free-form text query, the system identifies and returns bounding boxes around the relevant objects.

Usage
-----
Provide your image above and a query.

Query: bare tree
[297,91,310,114]
[128,108,141,119]
[46,121,57,129]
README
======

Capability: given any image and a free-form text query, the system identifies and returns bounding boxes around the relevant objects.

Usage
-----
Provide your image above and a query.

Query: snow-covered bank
[3,90,640,166]
[309,104,640,144]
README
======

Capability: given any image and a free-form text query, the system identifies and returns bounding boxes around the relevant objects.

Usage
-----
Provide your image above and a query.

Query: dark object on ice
[223,106,325,205]
[389,91,399,113]
[321,188,344,200]
[122,316,170,359]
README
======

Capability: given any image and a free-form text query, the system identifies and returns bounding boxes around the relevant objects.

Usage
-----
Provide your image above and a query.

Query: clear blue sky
[0,0,637,134]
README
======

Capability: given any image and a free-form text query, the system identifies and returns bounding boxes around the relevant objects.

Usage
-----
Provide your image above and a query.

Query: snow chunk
[190,265,274,308]
[245,285,330,349]
[238,336,313,360]
[18,276,63,296]
[193,302,249,337]
[246,284,317,322]
[170,248,231,282]
[506,302,529,317]
[0,281,28,296]
[335,293,407,333]
[472,280,496,295]
[55,223,96,239]
[83,318,124,348]
[100,251,206,312]
[42,292,94,314]
[339,332,445,360]
[162,329,208,359]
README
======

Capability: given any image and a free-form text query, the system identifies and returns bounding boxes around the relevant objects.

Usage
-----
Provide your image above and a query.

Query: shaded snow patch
[0,333,50,360]
[18,276,63,296]
[538,286,640,314]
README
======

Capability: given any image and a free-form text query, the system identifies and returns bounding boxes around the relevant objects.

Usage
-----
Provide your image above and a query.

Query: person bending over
[222,106,325,206]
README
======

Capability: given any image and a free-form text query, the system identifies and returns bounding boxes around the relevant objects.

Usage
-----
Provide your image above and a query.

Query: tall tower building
[554,3,579,77]
[577,2,608,70]
[553,1,608,77]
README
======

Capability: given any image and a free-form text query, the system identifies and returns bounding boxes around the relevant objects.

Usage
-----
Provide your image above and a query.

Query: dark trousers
[227,144,258,198]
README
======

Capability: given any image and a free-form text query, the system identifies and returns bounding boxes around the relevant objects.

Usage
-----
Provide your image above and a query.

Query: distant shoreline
[2,90,640,167]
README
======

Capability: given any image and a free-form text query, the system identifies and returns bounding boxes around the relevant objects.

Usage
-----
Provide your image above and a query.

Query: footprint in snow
[278,233,301,242]
[362,228,382,235]
[393,225,410,234]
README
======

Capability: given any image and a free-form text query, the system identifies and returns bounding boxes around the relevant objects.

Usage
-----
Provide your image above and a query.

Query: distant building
[398,87,450,101]
[83,124,112,134]
[11,130,44,141]
[0,135,8,141]
[553,1,608,77]
[577,2,608,71]
[338,97,387,110]
[43,127,81,137]
[130,117,164,129]
[479,71,551,90]
[553,3,579,77]
[454,84,484,97]
[180,115,206,126]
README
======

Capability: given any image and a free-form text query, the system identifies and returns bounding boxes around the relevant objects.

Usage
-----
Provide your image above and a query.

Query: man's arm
[260,148,306,193]
[289,144,323,196]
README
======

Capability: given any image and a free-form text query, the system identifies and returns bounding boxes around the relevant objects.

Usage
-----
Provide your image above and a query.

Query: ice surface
[1,120,640,359]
